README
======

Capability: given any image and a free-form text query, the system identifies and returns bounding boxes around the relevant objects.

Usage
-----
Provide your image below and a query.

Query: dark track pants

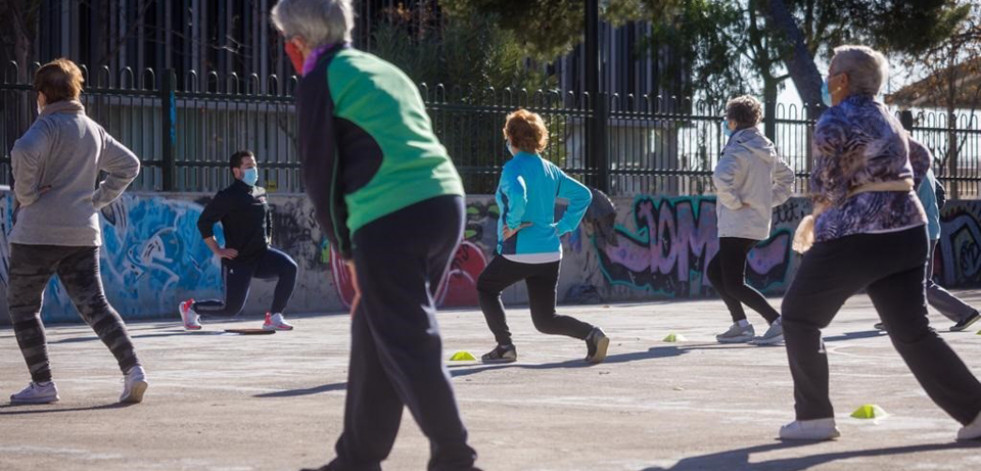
[782,226,981,423]
[326,195,477,471]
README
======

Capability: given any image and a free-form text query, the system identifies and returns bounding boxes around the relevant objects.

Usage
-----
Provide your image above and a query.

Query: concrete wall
[1,189,979,325]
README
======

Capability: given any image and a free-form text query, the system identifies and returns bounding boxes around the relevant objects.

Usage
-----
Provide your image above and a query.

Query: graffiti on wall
[0,194,223,323]
[592,195,797,299]
[937,201,981,287]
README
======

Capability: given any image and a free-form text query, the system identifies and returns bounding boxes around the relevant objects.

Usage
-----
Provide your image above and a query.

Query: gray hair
[830,45,889,97]
[270,0,354,47]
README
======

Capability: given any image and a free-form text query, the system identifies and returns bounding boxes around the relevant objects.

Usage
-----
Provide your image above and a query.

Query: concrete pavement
[2,293,981,470]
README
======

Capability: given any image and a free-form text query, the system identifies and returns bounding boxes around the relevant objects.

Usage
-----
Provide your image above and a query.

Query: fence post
[584,0,609,192]
[899,110,913,131]
[161,69,177,191]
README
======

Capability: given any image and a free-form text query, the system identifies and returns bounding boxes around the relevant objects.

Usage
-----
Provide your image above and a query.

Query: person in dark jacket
[178,150,298,331]
[273,1,479,470]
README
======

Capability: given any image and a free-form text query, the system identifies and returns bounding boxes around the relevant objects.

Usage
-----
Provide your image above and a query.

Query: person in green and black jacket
[272,1,479,470]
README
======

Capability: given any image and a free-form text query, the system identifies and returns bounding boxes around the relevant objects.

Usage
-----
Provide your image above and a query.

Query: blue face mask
[242,167,259,186]
[821,80,833,107]
[722,119,734,138]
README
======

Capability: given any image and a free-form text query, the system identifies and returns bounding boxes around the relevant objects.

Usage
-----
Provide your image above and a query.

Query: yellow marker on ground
[663,333,687,342]
[851,404,888,419]
[449,351,477,361]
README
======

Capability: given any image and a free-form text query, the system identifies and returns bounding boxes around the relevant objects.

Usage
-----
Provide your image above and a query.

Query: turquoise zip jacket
[495,151,592,255]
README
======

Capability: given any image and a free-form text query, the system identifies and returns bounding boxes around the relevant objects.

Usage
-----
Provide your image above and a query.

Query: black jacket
[197,180,272,263]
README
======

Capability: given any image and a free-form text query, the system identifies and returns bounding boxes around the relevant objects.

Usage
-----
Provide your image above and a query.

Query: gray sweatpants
[7,244,140,383]
[927,240,977,323]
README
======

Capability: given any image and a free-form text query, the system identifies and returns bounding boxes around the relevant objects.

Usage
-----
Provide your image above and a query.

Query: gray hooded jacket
[712,127,794,240]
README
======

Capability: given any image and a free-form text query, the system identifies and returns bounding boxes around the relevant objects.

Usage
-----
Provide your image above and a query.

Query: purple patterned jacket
[810,95,928,242]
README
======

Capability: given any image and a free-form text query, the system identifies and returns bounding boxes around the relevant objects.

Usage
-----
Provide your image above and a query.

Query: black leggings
[477,256,594,346]
[194,247,297,316]
[706,237,780,324]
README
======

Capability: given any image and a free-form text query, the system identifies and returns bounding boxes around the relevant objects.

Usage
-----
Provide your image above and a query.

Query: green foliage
[371,1,555,95]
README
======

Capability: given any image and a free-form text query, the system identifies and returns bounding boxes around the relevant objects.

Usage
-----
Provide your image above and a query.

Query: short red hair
[503,109,548,154]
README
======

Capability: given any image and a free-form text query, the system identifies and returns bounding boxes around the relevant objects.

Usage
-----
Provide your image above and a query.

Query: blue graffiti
[36,195,224,322]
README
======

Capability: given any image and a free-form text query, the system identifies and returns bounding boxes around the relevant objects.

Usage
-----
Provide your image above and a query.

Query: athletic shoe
[585,327,610,364]
[779,418,841,440]
[957,410,981,440]
[481,344,517,364]
[750,320,784,346]
[950,311,980,332]
[262,312,294,331]
[179,299,202,330]
[873,322,886,331]
[10,381,59,404]
[120,366,148,404]
[716,323,755,344]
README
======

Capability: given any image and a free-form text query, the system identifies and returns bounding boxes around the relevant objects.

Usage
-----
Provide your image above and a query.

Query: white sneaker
[120,366,148,403]
[750,320,784,346]
[716,323,755,343]
[779,418,841,440]
[10,381,59,404]
[263,312,294,331]
[957,411,981,441]
[179,299,202,330]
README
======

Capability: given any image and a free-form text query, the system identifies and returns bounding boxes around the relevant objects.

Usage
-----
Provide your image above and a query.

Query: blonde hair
[34,58,84,103]
[503,109,549,154]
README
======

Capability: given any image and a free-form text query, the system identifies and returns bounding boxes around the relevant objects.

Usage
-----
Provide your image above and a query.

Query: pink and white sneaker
[262,312,294,331]
[179,299,202,330]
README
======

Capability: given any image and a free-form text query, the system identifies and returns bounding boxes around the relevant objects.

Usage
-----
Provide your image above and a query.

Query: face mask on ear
[821,80,833,107]
[722,119,734,138]
[505,140,514,156]
[242,167,259,186]
[285,41,305,75]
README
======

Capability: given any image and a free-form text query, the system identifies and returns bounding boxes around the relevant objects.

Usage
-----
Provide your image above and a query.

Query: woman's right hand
[216,248,239,260]
[503,222,533,239]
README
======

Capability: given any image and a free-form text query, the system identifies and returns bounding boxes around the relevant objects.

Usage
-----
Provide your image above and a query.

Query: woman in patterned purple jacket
[778,45,981,441]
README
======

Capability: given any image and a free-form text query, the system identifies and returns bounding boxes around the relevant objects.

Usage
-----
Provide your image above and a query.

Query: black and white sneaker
[481,344,517,364]
[585,327,610,364]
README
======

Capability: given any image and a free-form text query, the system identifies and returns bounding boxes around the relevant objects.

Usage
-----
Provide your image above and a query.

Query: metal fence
[3,63,980,198]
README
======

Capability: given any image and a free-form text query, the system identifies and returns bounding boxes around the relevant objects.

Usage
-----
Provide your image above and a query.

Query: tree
[890,4,981,198]
[0,0,41,81]
[442,0,972,110]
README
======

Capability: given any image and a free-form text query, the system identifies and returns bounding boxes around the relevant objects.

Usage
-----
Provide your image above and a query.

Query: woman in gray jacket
[709,95,795,345]
[6,58,146,405]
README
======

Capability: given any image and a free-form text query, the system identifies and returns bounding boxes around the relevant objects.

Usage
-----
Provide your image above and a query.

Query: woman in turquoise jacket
[477,109,609,364]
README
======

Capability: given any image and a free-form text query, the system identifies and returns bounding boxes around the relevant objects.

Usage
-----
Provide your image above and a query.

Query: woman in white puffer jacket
[709,95,795,345]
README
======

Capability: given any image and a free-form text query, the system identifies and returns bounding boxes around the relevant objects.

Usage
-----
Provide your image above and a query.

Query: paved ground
[2,292,981,471]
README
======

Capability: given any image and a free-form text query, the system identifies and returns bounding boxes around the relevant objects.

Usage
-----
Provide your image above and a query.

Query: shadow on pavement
[253,383,348,398]
[639,440,980,471]
[0,402,137,415]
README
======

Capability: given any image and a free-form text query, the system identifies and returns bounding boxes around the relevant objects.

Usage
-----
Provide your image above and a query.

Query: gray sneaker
[10,381,59,404]
[716,323,755,344]
[750,320,784,346]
